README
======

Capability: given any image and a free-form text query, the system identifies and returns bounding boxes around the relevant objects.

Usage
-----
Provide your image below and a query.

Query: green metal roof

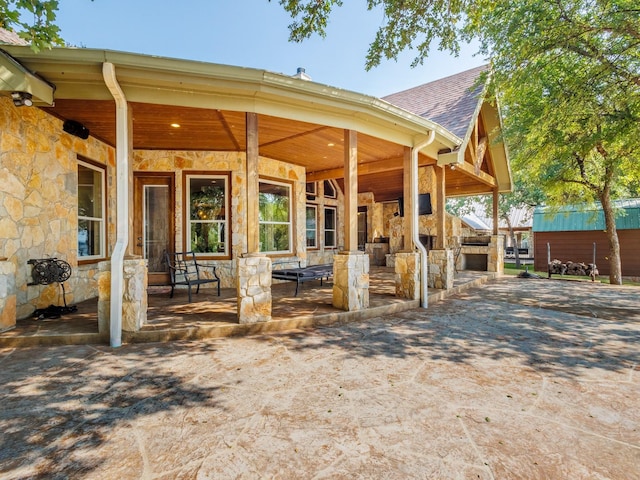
[532,199,640,232]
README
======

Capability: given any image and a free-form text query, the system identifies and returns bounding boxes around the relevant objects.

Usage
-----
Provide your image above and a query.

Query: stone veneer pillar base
[394,252,420,300]
[428,249,454,290]
[489,235,504,274]
[98,257,148,334]
[333,251,369,311]
[0,260,17,332]
[237,254,272,324]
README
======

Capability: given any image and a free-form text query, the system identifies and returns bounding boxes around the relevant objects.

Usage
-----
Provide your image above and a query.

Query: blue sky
[56,1,486,97]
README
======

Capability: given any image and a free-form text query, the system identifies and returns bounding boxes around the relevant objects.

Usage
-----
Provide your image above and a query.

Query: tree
[4,1,639,282]
[276,0,640,284]
[0,1,69,51]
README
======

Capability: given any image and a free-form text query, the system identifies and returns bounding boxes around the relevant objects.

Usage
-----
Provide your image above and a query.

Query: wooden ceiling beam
[307,154,436,182]
[454,160,496,187]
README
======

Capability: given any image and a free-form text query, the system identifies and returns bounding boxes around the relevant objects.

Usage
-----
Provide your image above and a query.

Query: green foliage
[278,0,639,283]
[0,0,68,51]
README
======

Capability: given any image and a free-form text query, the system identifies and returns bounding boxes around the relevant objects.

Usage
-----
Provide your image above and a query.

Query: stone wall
[305,179,344,266]
[0,260,16,331]
[0,98,114,319]
[333,252,369,311]
[237,254,271,324]
[428,249,454,290]
[133,151,307,288]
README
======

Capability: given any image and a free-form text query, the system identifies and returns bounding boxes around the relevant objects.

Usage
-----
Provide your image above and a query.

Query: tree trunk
[600,192,623,285]
[504,214,520,268]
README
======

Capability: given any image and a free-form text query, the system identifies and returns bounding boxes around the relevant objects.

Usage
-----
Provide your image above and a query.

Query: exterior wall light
[11,91,33,107]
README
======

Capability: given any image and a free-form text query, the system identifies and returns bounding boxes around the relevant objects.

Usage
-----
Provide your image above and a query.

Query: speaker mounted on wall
[63,119,90,140]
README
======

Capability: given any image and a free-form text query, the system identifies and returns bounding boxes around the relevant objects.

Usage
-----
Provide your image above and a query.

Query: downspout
[102,62,129,348]
[411,129,436,308]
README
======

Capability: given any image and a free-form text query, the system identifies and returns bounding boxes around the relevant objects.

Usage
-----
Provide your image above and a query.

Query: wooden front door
[134,174,174,286]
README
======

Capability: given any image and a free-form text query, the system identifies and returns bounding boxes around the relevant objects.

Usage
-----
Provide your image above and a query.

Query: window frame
[305,204,318,250]
[77,158,106,263]
[323,179,337,199]
[259,178,293,255]
[184,173,231,259]
[324,206,337,249]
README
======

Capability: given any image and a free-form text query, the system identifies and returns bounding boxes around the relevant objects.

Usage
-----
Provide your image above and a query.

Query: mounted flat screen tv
[398,193,432,217]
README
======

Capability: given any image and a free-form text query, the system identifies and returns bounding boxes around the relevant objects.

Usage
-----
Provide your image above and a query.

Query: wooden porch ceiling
[43,99,496,201]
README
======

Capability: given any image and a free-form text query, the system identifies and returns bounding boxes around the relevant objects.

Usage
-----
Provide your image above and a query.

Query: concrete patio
[0,267,492,347]
[0,276,638,478]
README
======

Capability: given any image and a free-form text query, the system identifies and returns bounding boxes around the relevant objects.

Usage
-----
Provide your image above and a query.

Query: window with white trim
[187,175,228,256]
[77,160,106,260]
[259,180,292,253]
[324,206,337,248]
[306,205,318,248]
[323,180,337,198]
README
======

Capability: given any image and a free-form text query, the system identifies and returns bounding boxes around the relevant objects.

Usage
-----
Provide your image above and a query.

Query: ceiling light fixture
[11,91,33,107]
[170,123,181,128]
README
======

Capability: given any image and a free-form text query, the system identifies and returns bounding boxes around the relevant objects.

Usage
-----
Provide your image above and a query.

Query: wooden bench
[165,251,221,302]
[271,261,333,296]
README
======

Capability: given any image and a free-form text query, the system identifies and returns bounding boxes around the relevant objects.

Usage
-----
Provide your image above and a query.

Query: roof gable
[382,65,487,138]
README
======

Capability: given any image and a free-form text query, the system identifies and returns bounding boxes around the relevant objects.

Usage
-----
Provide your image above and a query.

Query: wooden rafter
[306,153,437,182]
[454,159,496,187]
[475,136,488,175]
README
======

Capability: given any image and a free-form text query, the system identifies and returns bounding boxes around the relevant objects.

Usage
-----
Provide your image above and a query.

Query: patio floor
[0,267,494,347]
[1,276,638,478]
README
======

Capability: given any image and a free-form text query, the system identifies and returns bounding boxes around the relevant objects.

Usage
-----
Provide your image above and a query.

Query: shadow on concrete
[0,342,224,478]
[260,278,640,378]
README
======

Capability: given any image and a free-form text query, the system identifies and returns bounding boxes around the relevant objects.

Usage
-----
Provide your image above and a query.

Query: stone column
[97,261,111,334]
[488,235,504,273]
[237,254,271,324]
[98,257,148,334]
[333,251,369,311]
[395,252,420,300]
[0,260,16,332]
[428,249,454,290]
[122,257,148,332]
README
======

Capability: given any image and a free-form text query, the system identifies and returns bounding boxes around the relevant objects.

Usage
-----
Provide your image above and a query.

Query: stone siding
[0,260,16,331]
[0,98,114,319]
[333,252,369,311]
[428,249,454,290]
[237,255,271,324]
[394,252,420,299]
[133,151,307,288]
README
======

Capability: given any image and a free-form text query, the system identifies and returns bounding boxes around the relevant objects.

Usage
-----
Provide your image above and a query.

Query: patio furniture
[271,261,333,296]
[165,252,220,302]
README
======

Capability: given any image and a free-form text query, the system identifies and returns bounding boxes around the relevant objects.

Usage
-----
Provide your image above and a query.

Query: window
[259,180,292,253]
[187,175,228,256]
[77,160,106,260]
[324,206,337,248]
[323,180,337,198]
[306,205,318,248]
[305,182,317,201]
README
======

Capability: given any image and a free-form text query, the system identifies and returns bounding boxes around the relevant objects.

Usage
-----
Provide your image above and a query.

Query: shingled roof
[0,28,28,46]
[382,65,488,139]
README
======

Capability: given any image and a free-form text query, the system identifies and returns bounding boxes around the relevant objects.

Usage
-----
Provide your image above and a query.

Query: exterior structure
[0,40,510,342]
[533,200,640,278]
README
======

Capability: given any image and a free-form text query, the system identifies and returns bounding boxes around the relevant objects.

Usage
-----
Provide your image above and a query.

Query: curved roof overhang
[0,45,510,202]
[1,46,458,151]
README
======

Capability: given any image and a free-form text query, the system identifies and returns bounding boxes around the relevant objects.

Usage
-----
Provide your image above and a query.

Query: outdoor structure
[533,199,640,278]
[465,204,534,258]
[0,38,510,344]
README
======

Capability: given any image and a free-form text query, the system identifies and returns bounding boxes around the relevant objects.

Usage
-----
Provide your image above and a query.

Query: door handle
[136,236,143,247]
